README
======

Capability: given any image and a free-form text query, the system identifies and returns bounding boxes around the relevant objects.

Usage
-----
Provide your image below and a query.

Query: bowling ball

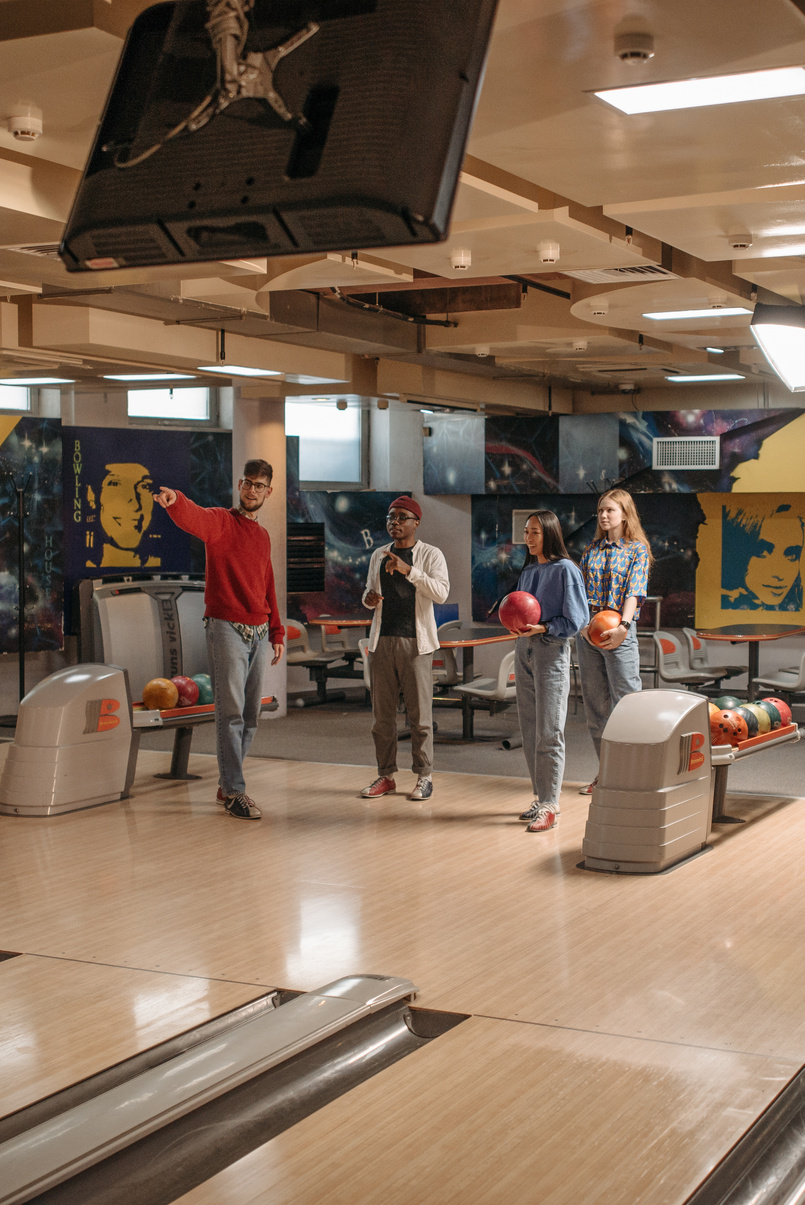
[588,610,623,648]
[762,696,792,726]
[499,591,542,633]
[172,675,200,707]
[710,710,741,746]
[733,705,759,738]
[142,677,179,710]
[754,699,782,730]
[192,673,214,705]
[707,702,723,722]
[714,695,743,711]
[722,709,749,744]
[743,702,771,735]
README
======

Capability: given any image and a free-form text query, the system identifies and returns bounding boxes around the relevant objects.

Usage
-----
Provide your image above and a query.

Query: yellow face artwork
[99,463,154,550]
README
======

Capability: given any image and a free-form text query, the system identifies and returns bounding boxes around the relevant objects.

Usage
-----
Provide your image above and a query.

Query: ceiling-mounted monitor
[60,0,499,272]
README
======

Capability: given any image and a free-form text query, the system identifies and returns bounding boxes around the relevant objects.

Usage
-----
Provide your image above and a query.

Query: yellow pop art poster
[695,493,805,628]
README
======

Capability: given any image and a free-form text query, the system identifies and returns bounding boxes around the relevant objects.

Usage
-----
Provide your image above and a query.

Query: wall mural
[0,417,63,654]
[695,494,805,628]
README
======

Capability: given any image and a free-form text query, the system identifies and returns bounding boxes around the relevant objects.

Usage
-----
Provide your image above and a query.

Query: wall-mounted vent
[652,436,720,470]
[563,265,679,283]
[3,243,62,258]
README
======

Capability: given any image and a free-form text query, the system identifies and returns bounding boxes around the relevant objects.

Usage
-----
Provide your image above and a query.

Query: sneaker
[224,792,262,820]
[408,777,433,801]
[525,805,558,833]
[216,787,226,805]
[519,800,541,821]
[360,776,396,798]
[579,778,598,795]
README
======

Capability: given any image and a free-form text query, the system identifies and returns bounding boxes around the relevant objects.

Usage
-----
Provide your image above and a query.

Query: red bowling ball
[762,696,792,726]
[172,675,200,707]
[499,591,542,633]
[588,610,623,648]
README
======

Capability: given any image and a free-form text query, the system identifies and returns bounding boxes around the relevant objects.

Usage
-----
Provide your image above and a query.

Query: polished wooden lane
[175,1016,796,1205]
[2,748,805,1201]
[0,957,266,1117]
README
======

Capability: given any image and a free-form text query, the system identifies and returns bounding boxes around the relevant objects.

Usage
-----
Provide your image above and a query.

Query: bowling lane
[0,956,266,1118]
[174,1014,797,1205]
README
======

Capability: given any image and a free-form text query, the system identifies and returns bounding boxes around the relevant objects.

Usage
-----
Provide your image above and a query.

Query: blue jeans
[575,626,641,759]
[206,618,268,796]
[515,634,570,809]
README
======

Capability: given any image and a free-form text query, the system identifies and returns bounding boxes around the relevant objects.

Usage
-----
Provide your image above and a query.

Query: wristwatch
[620,619,632,631]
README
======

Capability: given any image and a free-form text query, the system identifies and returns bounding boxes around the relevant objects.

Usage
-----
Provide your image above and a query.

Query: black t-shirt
[379,544,416,638]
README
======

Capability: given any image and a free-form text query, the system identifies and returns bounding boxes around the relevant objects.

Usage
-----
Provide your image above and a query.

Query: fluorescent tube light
[750,303,805,391]
[198,365,282,377]
[666,374,745,382]
[0,376,74,385]
[643,308,752,321]
[105,373,196,382]
[595,65,805,115]
[704,347,725,354]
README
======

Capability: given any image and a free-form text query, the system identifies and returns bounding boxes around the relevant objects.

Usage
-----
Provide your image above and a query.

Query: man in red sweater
[155,459,284,819]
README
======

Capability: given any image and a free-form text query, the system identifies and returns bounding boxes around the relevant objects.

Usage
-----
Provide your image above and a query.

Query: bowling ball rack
[710,722,800,824]
[132,695,276,780]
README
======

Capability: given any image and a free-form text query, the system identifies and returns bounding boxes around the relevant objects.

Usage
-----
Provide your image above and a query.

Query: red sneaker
[579,778,598,795]
[216,788,226,805]
[525,806,558,833]
[360,776,397,798]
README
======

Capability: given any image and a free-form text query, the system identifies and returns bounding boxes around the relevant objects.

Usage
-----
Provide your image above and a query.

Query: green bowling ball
[734,705,759,738]
[755,699,782,730]
[192,673,214,705]
[714,695,743,711]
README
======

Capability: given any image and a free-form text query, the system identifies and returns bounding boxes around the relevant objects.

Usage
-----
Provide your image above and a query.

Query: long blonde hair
[595,489,654,566]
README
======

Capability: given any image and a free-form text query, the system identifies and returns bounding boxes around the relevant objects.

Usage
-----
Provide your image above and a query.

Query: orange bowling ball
[710,710,742,746]
[143,677,179,710]
[588,610,623,648]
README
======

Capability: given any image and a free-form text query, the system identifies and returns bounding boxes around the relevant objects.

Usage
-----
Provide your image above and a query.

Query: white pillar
[232,395,287,717]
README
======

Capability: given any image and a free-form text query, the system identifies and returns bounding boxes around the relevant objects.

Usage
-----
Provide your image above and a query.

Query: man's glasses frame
[241,478,270,493]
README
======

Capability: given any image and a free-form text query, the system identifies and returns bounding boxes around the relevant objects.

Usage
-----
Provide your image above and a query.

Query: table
[438,627,516,740]
[697,624,805,702]
[296,617,371,704]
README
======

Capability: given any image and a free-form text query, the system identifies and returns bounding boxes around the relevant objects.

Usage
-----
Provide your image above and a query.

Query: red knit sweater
[167,492,284,642]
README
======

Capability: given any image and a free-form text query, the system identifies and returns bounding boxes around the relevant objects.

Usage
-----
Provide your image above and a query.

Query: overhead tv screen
[60,0,498,272]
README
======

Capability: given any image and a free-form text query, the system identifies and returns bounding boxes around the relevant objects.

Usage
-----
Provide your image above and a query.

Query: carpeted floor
[139,686,805,797]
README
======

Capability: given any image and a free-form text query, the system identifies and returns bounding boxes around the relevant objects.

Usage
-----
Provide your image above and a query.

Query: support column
[232,395,287,717]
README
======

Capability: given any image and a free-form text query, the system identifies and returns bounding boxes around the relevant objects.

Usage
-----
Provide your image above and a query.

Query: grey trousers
[369,637,434,777]
[575,626,641,759]
[515,634,571,809]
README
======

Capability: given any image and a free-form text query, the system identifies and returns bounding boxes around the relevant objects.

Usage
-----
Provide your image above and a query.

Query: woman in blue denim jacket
[509,510,589,833]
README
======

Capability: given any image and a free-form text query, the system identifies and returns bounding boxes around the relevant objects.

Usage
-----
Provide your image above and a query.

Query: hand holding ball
[499,591,542,633]
[587,610,622,648]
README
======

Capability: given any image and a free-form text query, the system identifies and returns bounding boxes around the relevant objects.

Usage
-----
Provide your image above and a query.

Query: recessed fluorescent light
[104,373,196,382]
[666,374,745,382]
[0,376,73,385]
[704,347,725,354]
[643,308,753,321]
[198,365,282,377]
[595,65,805,115]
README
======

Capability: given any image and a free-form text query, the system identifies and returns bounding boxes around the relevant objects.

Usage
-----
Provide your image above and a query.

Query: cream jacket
[362,540,450,655]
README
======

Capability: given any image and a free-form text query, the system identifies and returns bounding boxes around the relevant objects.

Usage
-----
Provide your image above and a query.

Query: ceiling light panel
[594,66,805,115]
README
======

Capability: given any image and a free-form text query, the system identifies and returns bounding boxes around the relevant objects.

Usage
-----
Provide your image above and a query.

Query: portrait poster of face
[695,493,805,628]
[64,428,191,582]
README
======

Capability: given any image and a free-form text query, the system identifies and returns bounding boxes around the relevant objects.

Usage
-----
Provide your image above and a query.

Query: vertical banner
[64,428,192,585]
[0,417,63,653]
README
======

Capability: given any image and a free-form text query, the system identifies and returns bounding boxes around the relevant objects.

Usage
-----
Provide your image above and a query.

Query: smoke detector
[590,299,609,317]
[572,339,588,352]
[538,241,560,264]
[614,31,655,63]
[475,344,490,358]
[6,103,42,141]
[728,232,753,251]
[450,248,472,271]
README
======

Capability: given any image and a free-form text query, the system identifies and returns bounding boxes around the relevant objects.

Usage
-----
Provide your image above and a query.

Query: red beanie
[389,495,422,520]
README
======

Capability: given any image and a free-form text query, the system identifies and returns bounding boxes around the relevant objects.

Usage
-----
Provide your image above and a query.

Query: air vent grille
[564,265,679,283]
[3,243,61,258]
[652,436,720,470]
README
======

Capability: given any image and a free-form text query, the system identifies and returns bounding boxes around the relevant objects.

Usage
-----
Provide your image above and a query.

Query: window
[127,387,211,422]
[0,385,30,411]
[285,401,366,488]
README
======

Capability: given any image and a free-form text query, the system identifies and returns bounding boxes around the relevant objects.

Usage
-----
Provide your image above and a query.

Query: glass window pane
[0,385,30,411]
[128,387,209,420]
[285,402,361,482]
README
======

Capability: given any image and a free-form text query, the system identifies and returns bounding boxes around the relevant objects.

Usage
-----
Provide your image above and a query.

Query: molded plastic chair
[652,631,723,690]
[433,620,462,690]
[285,620,345,705]
[452,649,516,713]
[753,650,805,701]
[682,628,743,687]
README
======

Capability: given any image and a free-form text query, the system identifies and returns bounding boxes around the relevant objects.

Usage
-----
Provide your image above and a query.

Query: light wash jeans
[575,626,641,759]
[206,618,268,796]
[515,633,571,809]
